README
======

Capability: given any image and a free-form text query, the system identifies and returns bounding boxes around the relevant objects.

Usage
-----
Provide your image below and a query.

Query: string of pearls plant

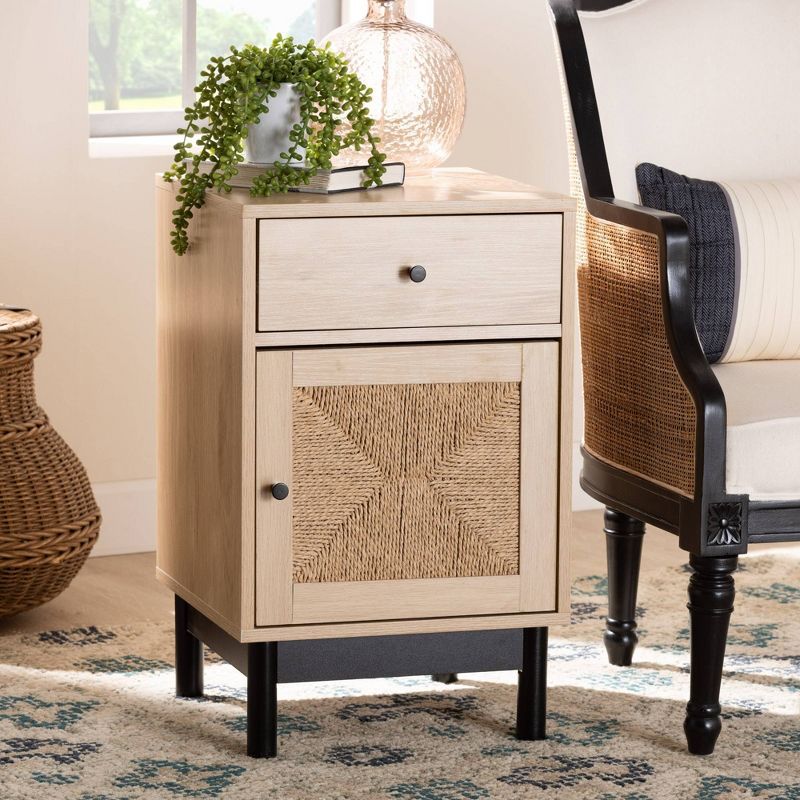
[163,35,387,255]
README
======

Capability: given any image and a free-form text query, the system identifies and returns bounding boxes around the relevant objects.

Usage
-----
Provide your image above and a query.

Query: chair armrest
[575,194,726,499]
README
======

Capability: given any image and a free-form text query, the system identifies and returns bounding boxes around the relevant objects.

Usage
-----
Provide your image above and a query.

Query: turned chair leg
[604,508,645,666]
[175,595,203,698]
[516,627,548,740]
[432,673,458,684]
[684,554,737,755]
[247,642,278,758]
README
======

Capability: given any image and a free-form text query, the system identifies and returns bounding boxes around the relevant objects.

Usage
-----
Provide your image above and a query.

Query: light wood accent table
[156,169,575,757]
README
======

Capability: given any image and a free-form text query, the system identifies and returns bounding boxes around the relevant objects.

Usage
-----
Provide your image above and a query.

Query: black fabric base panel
[186,603,525,682]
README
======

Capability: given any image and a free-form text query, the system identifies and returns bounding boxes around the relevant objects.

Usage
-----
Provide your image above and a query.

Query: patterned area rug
[1,551,799,799]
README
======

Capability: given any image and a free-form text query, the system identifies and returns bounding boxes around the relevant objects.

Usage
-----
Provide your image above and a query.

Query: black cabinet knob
[270,483,289,500]
[408,265,427,283]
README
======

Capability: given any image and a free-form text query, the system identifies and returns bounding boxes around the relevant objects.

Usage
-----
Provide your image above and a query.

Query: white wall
[0,1,593,558]
[0,1,169,554]
[437,1,569,195]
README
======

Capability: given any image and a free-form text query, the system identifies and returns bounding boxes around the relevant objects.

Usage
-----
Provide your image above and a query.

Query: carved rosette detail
[707,502,743,546]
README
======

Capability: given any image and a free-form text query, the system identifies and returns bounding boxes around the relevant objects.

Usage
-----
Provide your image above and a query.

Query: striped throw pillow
[636,163,800,363]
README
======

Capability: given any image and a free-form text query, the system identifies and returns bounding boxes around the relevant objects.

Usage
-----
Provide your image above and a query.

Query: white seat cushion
[713,361,800,501]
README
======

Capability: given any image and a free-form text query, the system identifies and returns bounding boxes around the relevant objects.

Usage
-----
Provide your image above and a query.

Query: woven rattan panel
[292,382,520,583]
[561,110,697,497]
[579,215,696,496]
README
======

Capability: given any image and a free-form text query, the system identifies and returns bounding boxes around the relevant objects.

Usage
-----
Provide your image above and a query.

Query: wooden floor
[1,509,796,635]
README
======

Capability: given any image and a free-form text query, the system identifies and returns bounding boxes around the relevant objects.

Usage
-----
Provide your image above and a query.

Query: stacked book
[192,161,405,194]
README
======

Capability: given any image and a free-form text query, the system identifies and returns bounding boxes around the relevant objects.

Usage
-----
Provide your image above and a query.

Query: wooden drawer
[257,214,562,332]
[254,341,560,627]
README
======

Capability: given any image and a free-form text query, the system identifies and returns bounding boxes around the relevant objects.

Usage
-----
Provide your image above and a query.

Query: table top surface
[156,168,576,219]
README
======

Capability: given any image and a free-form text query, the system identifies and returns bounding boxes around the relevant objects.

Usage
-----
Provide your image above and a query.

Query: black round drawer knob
[409,265,427,283]
[270,483,289,500]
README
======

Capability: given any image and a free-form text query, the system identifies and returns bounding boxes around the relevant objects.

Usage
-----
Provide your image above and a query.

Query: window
[89,0,342,137]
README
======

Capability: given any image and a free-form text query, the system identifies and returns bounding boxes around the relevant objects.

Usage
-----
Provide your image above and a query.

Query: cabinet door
[255,342,559,627]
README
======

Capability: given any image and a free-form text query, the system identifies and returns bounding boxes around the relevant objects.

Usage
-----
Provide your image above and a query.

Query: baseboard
[90,479,156,557]
[572,442,601,511]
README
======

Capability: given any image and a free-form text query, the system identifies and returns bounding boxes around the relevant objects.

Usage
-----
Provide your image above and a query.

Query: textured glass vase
[322,0,466,169]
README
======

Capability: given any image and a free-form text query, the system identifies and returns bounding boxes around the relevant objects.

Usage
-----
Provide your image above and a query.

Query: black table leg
[431,673,459,684]
[175,595,203,698]
[516,627,548,740]
[247,642,278,758]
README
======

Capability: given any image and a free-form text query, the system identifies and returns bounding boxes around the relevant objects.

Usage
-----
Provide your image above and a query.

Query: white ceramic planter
[244,83,306,165]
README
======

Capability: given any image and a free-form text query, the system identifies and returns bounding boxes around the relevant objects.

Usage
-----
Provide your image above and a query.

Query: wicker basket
[0,308,100,617]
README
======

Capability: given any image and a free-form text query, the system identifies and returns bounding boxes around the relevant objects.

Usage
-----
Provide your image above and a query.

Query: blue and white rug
[0,551,799,799]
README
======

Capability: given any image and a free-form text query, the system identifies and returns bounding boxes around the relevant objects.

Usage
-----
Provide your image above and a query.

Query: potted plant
[163,35,388,255]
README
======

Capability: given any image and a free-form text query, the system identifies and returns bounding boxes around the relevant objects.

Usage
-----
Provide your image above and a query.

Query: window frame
[89,0,343,138]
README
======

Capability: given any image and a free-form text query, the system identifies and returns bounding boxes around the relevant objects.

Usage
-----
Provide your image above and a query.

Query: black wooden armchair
[550,0,800,755]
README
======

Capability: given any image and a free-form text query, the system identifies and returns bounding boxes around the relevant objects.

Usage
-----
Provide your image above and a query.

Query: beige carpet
[0,550,799,799]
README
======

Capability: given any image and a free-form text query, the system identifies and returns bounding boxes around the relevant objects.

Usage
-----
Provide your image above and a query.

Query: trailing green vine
[163,35,387,255]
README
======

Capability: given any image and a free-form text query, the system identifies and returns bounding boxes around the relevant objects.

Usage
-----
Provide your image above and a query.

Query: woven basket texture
[0,308,100,617]
[292,381,520,583]
[563,105,697,497]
